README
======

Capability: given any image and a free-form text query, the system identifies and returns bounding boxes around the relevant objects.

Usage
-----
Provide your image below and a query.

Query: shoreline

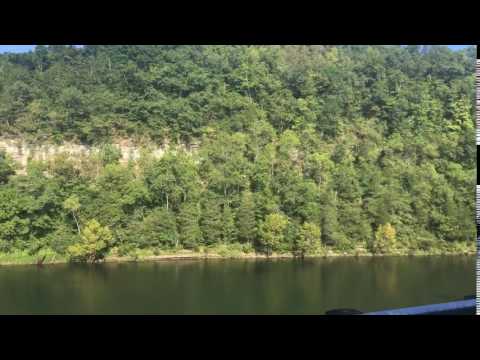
[0,249,475,267]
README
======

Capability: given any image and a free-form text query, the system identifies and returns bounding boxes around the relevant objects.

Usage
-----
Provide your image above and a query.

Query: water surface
[0,256,474,314]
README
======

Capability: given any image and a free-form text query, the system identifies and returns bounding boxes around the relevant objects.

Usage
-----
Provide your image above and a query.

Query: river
[0,255,474,314]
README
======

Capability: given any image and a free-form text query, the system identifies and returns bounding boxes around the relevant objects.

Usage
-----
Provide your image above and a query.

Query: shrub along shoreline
[0,242,475,266]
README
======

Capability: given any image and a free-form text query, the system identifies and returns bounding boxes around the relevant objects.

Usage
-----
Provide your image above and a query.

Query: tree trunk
[72,212,81,235]
[37,255,47,266]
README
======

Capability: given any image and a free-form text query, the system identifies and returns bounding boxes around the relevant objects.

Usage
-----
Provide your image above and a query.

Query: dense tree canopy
[0,45,475,260]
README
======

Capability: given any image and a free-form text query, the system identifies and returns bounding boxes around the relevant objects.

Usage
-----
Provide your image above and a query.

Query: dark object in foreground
[325,309,364,315]
[326,296,476,315]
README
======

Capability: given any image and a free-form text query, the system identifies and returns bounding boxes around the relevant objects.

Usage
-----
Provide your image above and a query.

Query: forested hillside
[0,45,476,261]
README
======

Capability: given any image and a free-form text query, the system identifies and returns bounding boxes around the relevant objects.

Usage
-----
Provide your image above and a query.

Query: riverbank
[0,242,475,266]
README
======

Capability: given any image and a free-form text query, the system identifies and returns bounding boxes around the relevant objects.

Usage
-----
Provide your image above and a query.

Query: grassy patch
[0,248,66,265]
[207,243,256,258]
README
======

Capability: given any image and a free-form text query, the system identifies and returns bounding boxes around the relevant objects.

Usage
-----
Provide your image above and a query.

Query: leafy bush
[67,220,113,262]
[370,223,396,254]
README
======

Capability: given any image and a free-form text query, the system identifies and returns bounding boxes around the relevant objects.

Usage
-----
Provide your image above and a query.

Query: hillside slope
[0,45,476,260]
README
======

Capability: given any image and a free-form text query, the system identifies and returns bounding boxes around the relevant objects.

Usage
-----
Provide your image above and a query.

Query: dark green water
[0,256,474,314]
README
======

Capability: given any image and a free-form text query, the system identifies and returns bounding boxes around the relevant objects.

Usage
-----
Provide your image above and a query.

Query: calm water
[0,256,474,314]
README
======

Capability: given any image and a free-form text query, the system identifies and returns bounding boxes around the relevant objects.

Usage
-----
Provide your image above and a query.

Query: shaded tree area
[0,45,475,260]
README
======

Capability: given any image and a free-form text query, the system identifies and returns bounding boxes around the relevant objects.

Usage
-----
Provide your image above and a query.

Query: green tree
[0,151,15,184]
[320,190,345,247]
[370,223,396,254]
[0,187,31,251]
[236,190,257,244]
[222,203,237,243]
[99,143,122,166]
[177,202,203,249]
[137,208,178,248]
[145,152,200,211]
[67,219,113,262]
[63,195,81,234]
[199,195,223,246]
[296,222,321,258]
[259,213,289,256]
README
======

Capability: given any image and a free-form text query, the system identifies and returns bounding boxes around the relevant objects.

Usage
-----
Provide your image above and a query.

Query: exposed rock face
[0,138,91,169]
[0,137,197,174]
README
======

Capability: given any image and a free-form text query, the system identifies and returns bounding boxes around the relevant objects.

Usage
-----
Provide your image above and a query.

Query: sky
[0,45,36,53]
[0,45,83,53]
[0,45,474,54]
[446,45,471,51]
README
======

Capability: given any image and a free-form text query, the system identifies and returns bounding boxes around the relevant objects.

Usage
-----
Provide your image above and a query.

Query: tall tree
[259,213,289,256]
[177,202,203,249]
[236,190,257,244]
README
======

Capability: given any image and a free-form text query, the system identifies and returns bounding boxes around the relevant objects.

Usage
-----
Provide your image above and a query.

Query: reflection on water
[0,256,474,314]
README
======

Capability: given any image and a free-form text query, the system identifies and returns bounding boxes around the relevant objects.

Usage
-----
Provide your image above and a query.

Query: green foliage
[63,195,81,212]
[0,248,65,265]
[0,151,15,184]
[199,194,223,246]
[210,242,254,258]
[63,194,81,234]
[222,203,237,244]
[296,222,321,257]
[99,144,122,166]
[135,208,178,249]
[67,219,113,262]
[370,223,397,254]
[259,213,289,256]
[320,190,345,247]
[177,202,202,249]
[236,190,257,243]
[0,45,475,260]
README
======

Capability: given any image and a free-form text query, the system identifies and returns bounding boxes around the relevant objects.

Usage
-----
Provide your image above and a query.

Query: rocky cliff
[0,137,198,173]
